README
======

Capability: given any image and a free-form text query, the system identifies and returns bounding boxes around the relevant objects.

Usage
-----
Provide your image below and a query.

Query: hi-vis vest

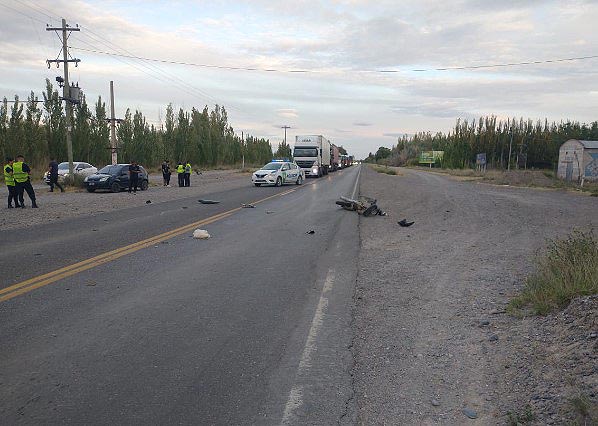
[176,164,185,173]
[185,163,191,173]
[12,162,29,183]
[3,164,15,186]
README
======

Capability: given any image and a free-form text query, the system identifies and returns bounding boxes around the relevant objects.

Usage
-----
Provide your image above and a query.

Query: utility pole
[47,19,80,177]
[109,81,118,165]
[281,125,291,145]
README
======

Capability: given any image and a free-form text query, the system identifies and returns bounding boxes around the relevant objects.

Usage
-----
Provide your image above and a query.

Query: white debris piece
[193,229,211,239]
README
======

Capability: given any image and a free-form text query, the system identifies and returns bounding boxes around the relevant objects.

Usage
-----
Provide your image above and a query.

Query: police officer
[48,157,65,192]
[13,155,38,208]
[176,161,185,187]
[184,161,192,187]
[128,160,141,193]
[4,157,18,208]
[161,159,171,187]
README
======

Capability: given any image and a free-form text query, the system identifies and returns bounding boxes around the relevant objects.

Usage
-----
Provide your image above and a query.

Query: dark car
[84,164,149,193]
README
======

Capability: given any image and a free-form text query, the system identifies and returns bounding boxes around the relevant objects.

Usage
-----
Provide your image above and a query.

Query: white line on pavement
[351,166,361,200]
[280,269,336,425]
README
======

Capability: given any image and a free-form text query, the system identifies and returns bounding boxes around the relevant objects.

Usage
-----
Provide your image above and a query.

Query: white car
[252,160,305,187]
[44,161,98,184]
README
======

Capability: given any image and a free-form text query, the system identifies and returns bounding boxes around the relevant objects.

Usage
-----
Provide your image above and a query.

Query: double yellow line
[0,188,296,302]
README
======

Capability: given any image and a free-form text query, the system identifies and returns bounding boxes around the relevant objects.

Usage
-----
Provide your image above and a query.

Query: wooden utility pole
[241,131,245,169]
[109,81,118,165]
[46,19,80,177]
[281,125,290,146]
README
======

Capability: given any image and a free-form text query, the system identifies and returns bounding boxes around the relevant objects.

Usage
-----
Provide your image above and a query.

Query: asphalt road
[0,166,360,425]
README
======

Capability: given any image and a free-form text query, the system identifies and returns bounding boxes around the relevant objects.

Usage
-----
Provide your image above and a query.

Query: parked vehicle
[252,160,304,187]
[84,164,149,193]
[330,144,340,171]
[293,135,331,177]
[43,161,97,184]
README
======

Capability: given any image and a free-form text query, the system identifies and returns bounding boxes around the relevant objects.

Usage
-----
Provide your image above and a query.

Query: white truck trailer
[293,135,331,177]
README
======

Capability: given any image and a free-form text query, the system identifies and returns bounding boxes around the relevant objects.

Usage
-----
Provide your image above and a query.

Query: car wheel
[110,182,120,193]
[275,177,282,187]
[254,183,261,187]
[296,176,303,185]
[140,180,149,191]
[86,187,96,193]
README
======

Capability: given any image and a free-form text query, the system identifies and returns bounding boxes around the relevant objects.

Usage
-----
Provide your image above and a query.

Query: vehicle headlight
[100,176,109,182]
[312,167,318,173]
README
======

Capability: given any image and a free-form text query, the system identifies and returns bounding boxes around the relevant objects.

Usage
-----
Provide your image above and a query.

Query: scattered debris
[241,203,255,208]
[398,219,414,227]
[193,229,211,239]
[336,195,386,216]
[462,408,478,419]
[266,211,275,214]
[181,206,188,209]
[431,399,441,407]
[198,199,220,204]
[306,230,315,235]
[146,200,152,204]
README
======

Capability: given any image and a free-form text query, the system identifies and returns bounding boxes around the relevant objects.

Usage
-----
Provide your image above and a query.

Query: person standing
[161,159,171,187]
[176,161,185,187]
[184,161,192,187]
[13,155,38,208]
[128,161,141,194]
[48,158,65,193]
[4,157,18,208]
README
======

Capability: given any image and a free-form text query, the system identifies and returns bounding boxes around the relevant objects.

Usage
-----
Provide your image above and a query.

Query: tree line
[366,116,598,169]
[0,79,274,170]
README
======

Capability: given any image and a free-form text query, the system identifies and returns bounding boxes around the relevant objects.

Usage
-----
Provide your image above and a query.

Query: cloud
[383,132,411,138]
[276,108,298,118]
[353,122,372,126]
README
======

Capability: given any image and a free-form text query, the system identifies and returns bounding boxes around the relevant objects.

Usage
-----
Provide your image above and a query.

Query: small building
[557,139,598,182]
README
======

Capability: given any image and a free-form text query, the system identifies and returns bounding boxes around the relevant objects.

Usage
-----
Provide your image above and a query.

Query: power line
[71,46,598,74]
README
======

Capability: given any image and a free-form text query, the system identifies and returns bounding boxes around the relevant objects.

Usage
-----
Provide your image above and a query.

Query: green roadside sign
[419,151,444,164]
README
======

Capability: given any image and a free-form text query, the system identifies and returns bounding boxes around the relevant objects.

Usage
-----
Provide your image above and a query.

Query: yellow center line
[0,187,298,302]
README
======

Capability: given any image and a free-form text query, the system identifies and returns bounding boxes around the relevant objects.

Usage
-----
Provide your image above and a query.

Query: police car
[252,159,305,187]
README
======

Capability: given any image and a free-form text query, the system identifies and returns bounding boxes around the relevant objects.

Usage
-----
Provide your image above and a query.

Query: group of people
[161,160,193,187]
[4,155,38,208]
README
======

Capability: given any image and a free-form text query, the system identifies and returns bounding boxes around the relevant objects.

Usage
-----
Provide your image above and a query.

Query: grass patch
[371,165,398,175]
[509,229,598,315]
[507,405,535,425]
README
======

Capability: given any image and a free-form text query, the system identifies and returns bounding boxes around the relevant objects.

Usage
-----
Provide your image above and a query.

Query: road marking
[281,270,335,425]
[0,188,297,303]
[351,165,361,199]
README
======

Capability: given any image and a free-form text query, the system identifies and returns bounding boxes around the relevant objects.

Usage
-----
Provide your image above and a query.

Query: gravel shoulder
[353,166,597,424]
[0,170,250,231]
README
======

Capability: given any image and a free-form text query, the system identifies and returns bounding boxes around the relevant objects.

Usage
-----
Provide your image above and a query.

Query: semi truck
[293,135,331,177]
[330,144,340,171]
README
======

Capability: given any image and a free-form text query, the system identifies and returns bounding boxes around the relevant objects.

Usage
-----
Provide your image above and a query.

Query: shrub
[510,229,598,315]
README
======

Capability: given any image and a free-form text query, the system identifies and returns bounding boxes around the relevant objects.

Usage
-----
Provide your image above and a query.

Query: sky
[1,0,597,159]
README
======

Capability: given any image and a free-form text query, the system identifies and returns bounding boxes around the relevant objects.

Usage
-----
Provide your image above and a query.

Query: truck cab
[294,135,332,177]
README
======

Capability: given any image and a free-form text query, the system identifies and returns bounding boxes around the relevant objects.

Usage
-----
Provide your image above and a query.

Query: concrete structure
[557,139,598,182]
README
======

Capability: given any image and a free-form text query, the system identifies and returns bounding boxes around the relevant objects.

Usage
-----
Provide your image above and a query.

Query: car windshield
[98,165,122,175]
[58,162,69,170]
[293,148,318,157]
[261,163,282,170]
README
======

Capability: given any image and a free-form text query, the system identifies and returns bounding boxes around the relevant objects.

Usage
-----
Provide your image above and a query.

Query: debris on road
[462,408,478,419]
[266,211,274,214]
[241,203,255,208]
[335,195,386,217]
[398,219,414,227]
[198,199,220,204]
[306,230,315,235]
[192,229,211,239]
[146,200,152,204]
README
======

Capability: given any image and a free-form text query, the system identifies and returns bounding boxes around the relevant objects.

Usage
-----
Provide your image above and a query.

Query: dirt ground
[353,166,597,425]
[0,170,250,231]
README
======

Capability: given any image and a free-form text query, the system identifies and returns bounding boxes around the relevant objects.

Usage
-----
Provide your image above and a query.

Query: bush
[510,229,598,315]
[372,165,397,175]
[63,174,86,188]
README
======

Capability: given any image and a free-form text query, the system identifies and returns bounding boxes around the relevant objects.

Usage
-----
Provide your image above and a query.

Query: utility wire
[71,46,598,74]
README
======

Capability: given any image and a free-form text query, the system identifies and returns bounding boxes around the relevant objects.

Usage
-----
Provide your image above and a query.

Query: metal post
[109,81,117,165]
